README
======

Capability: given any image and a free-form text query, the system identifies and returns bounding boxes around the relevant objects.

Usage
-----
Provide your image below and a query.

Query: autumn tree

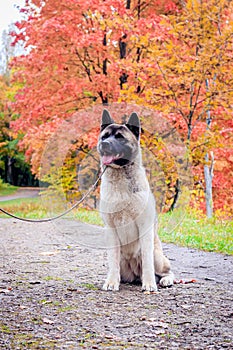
[11,0,180,167]
[120,0,233,216]
[0,26,37,186]
[11,0,233,215]
[0,73,37,185]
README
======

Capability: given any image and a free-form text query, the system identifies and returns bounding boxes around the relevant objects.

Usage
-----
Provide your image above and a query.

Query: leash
[0,167,106,223]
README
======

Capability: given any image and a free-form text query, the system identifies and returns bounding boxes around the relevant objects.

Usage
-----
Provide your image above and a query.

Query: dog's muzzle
[100,141,124,166]
[101,140,112,153]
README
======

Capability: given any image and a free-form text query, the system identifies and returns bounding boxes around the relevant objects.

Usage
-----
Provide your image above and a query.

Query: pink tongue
[102,155,115,165]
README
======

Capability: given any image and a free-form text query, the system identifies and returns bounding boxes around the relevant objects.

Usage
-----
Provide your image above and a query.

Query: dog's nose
[101,140,112,153]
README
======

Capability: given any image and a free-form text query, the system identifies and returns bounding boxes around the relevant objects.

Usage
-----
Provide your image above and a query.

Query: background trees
[10,0,233,216]
[0,25,38,186]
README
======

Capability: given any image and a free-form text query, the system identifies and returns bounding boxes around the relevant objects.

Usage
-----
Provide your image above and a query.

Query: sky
[0,0,25,36]
[0,1,25,72]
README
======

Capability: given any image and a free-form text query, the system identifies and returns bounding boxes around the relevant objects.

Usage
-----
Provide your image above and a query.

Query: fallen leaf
[67,287,82,293]
[204,277,216,281]
[104,334,114,339]
[39,251,60,256]
[42,317,54,324]
[145,320,169,328]
[41,300,53,305]
[143,290,160,295]
[145,330,166,337]
[154,329,166,335]
[102,334,121,341]
[180,304,192,310]
[139,315,147,321]
[19,305,28,310]
[174,279,197,284]
[0,288,11,294]
[115,323,132,328]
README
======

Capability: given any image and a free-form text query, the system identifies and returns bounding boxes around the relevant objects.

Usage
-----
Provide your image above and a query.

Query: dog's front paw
[159,274,174,288]
[102,278,120,291]
[142,279,158,292]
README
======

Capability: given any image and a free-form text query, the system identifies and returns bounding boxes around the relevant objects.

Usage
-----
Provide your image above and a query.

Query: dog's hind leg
[154,234,174,287]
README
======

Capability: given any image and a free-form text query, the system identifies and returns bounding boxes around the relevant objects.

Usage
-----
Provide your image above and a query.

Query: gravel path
[0,218,232,349]
[0,188,40,202]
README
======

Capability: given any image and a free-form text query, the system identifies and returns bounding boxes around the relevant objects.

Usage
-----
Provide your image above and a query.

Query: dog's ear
[126,112,140,140]
[101,109,114,131]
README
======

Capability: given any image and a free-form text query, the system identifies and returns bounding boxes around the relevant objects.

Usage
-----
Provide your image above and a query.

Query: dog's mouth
[101,153,123,165]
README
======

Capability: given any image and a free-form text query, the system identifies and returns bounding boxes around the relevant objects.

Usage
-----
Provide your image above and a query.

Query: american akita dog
[97,109,174,291]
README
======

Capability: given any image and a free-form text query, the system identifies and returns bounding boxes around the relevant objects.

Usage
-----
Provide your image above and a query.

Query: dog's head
[97,109,140,168]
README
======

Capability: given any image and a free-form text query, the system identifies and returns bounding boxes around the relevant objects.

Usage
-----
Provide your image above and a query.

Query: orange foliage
[11,0,233,214]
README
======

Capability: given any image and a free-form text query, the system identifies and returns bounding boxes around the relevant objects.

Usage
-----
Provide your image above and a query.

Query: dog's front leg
[140,227,157,292]
[103,229,121,291]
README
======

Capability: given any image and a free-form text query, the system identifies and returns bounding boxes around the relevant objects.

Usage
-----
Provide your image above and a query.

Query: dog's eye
[102,133,109,140]
[115,133,124,139]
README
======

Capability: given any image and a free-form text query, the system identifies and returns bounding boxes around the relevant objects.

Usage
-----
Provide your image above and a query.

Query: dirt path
[0,188,40,202]
[0,218,232,349]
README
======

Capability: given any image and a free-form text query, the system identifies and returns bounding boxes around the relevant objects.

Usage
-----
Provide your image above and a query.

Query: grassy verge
[0,182,18,196]
[0,197,232,255]
[0,197,103,222]
[159,209,232,255]
[0,197,47,219]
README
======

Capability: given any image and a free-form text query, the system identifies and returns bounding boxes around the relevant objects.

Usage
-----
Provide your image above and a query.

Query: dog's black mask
[98,110,140,167]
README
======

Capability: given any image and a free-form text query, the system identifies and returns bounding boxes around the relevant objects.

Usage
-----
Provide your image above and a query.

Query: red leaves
[174,279,197,285]
[0,287,13,294]
[8,0,233,215]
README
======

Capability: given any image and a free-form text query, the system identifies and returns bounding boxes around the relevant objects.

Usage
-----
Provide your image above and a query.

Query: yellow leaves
[138,34,150,48]
[0,141,7,148]
[144,90,153,101]
[141,130,179,212]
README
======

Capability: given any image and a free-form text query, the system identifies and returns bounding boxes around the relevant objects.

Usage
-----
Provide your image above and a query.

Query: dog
[97,109,174,291]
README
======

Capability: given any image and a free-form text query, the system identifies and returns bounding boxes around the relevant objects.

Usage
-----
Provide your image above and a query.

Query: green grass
[0,182,18,196]
[0,197,232,255]
[79,283,98,290]
[0,197,39,206]
[72,207,104,226]
[0,196,103,226]
[159,209,233,255]
[0,197,48,219]
[0,197,103,222]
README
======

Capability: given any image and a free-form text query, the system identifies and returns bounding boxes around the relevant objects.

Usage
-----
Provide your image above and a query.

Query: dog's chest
[100,178,148,216]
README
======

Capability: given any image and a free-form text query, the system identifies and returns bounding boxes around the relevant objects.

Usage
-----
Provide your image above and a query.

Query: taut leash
[0,167,106,223]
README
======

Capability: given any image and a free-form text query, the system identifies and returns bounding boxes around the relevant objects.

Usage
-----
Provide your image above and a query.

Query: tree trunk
[6,156,14,184]
[204,151,214,218]
[204,79,214,218]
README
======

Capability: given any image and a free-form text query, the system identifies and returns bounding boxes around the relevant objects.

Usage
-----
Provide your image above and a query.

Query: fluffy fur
[97,110,174,291]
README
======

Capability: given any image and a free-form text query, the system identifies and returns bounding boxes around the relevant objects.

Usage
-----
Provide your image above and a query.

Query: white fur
[99,149,174,292]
